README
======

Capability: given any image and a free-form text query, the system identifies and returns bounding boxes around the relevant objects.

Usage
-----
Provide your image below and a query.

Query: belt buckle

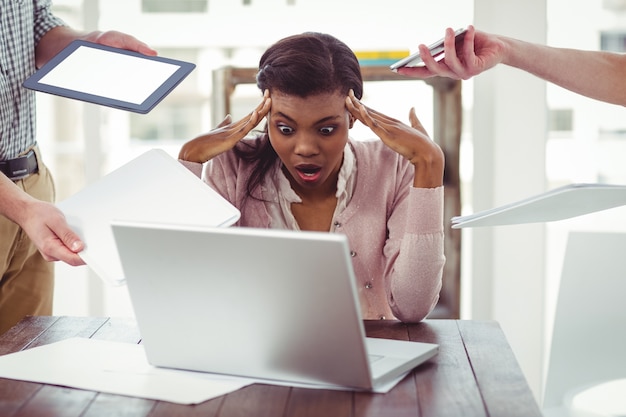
[5,150,36,180]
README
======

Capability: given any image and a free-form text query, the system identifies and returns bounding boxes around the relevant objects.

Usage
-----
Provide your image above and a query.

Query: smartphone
[389,27,468,70]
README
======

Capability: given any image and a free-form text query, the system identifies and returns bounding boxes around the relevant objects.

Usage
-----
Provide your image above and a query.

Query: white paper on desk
[0,338,250,404]
[0,338,404,403]
[56,149,240,286]
[451,183,626,228]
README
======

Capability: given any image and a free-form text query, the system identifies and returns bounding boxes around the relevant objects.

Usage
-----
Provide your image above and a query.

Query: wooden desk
[0,316,541,417]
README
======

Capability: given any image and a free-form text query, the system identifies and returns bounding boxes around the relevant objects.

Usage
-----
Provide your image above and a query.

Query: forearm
[411,146,445,188]
[500,36,626,106]
[35,26,95,68]
[35,27,156,69]
[412,157,444,188]
[388,187,445,322]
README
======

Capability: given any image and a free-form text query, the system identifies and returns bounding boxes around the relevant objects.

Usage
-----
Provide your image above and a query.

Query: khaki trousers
[0,147,55,334]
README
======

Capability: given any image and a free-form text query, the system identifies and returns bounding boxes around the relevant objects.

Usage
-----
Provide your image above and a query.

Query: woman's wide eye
[278,124,294,135]
[320,126,335,135]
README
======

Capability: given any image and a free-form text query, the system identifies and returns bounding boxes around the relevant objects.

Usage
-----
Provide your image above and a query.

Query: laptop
[111,221,438,391]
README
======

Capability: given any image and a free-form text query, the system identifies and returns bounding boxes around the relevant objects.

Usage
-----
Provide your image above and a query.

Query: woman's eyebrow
[273,111,341,125]
[273,111,296,123]
[315,115,342,124]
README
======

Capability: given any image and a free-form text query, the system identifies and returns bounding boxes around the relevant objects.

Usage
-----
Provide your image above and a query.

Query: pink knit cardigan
[180,138,445,322]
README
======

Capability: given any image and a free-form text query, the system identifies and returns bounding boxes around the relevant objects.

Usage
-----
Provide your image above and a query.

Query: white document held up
[452,183,626,228]
[57,149,240,285]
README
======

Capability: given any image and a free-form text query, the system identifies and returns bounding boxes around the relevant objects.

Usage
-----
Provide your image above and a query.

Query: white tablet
[23,40,195,114]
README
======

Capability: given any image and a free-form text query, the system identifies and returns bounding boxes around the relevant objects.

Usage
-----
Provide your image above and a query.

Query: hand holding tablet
[23,40,195,114]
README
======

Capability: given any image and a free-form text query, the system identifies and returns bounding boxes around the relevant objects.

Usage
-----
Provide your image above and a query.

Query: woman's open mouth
[295,164,322,183]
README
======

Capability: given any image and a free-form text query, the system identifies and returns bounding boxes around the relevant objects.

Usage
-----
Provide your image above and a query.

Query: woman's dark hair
[234,32,364,201]
[256,32,364,99]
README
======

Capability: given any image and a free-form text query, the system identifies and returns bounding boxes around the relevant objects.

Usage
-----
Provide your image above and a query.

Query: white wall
[470,0,626,403]
[472,0,547,401]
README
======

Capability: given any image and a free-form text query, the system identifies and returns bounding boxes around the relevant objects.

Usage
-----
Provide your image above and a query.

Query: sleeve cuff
[178,159,203,179]
[405,186,444,233]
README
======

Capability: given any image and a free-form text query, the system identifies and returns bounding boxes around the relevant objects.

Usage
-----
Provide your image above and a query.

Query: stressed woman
[178,32,445,323]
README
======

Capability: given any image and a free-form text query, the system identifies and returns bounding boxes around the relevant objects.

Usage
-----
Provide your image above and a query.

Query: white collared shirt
[261,143,356,231]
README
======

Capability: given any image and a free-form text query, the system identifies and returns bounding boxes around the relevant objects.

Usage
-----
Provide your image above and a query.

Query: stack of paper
[452,183,626,228]
[0,338,251,404]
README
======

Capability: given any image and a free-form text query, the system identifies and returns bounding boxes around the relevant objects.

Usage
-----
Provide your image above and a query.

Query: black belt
[0,149,39,180]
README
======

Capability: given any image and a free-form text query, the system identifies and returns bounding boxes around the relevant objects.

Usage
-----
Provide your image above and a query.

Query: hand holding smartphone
[390,28,468,70]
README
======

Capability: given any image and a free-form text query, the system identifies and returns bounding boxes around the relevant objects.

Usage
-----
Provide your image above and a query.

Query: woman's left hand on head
[345,90,444,187]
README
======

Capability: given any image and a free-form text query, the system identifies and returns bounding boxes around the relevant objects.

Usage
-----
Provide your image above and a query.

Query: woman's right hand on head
[178,91,271,163]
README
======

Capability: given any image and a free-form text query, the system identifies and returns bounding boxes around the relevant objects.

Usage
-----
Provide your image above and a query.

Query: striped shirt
[0,0,65,160]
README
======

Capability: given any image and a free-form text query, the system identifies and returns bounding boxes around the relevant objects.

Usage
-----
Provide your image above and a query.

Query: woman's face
[267,90,352,196]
